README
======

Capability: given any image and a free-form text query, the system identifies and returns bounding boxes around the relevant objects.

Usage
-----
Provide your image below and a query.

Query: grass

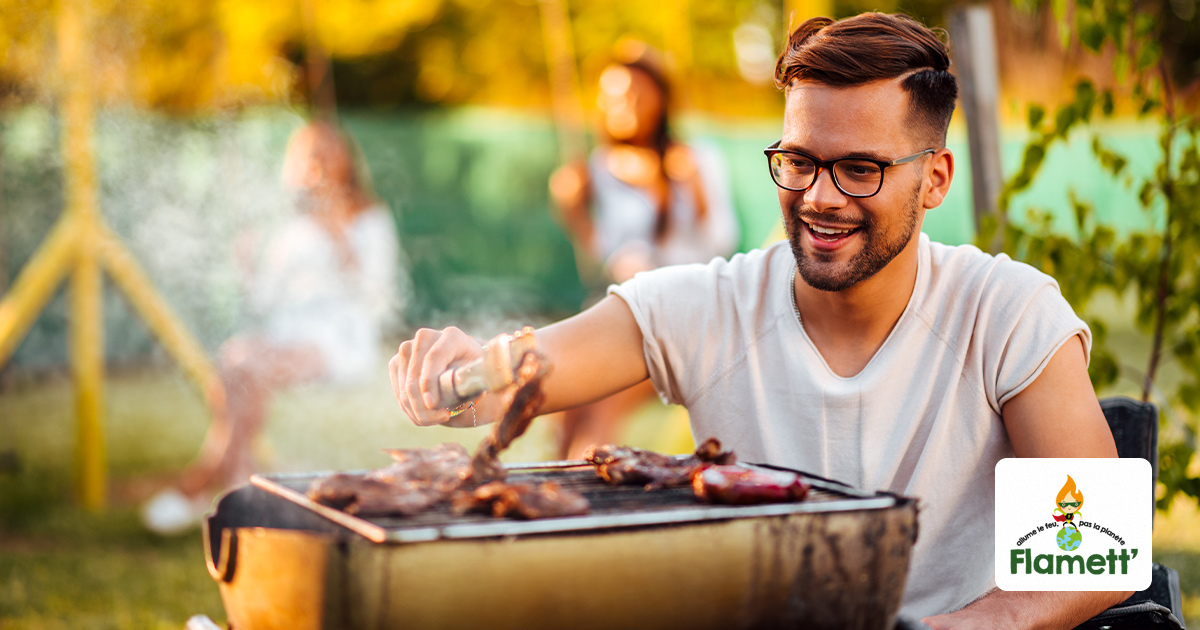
[0,505,223,630]
[0,361,1197,628]
[0,364,691,629]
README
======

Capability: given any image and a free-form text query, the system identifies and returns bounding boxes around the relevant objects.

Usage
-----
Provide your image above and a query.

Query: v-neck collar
[784,234,931,381]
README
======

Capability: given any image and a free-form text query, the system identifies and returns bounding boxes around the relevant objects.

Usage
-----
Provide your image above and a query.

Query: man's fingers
[389,345,406,405]
[391,342,422,423]
[418,327,470,409]
[391,327,484,428]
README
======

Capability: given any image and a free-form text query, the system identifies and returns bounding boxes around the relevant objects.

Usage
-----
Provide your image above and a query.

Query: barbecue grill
[204,460,918,630]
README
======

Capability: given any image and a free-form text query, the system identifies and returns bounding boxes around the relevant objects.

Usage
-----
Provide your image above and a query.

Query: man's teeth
[807,222,854,235]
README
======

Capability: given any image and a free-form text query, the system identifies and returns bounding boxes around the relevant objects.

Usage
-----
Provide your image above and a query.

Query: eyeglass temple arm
[887,148,936,166]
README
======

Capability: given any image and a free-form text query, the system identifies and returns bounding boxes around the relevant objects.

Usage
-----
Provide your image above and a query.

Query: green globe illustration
[1056,526,1083,551]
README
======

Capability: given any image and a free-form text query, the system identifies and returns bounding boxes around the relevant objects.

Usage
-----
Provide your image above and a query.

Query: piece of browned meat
[374,442,473,491]
[583,438,736,489]
[307,474,450,516]
[469,351,552,482]
[452,480,589,519]
[692,465,810,505]
[307,442,473,515]
[308,350,553,517]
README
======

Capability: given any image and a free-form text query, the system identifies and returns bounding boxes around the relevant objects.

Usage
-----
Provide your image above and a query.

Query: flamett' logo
[1053,475,1084,551]
[995,459,1151,591]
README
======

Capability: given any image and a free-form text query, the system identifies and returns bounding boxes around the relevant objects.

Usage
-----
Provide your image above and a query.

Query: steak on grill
[307,350,561,518]
[583,438,736,489]
[692,465,810,505]
[307,443,473,515]
[469,350,551,482]
[452,480,590,519]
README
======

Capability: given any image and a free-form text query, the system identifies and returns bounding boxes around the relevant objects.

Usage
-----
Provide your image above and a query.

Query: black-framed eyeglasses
[764,140,935,198]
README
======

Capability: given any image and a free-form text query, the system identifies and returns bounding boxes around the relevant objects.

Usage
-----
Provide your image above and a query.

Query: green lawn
[0,365,691,629]
[1,364,1196,628]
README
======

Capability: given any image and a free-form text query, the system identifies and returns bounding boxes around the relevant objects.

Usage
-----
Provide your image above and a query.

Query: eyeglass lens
[770,153,883,196]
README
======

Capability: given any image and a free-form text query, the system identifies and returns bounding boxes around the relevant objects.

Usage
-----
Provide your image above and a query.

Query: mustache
[791,209,869,228]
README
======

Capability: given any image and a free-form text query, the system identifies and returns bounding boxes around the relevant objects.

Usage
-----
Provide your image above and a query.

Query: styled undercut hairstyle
[774,13,958,148]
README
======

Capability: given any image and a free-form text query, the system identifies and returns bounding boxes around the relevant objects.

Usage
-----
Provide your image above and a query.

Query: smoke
[0,105,571,476]
[3,107,320,368]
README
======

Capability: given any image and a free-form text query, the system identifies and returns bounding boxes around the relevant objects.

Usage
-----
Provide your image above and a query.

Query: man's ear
[922,148,954,209]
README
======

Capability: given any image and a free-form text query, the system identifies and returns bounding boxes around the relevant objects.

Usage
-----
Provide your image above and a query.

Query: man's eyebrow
[778,143,891,162]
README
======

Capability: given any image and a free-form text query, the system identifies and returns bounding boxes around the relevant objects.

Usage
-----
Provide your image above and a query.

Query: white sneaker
[140,488,211,535]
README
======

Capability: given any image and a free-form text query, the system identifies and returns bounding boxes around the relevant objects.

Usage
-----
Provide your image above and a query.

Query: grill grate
[252,463,895,544]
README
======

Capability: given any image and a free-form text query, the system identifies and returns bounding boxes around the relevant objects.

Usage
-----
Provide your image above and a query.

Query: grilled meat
[470,350,552,482]
[307,442,473,515]
[453,480,589,519]
[308,353,554,517]
[584,438,736,489]
[692,465,810,505]
[375,442,473,491]
[307,474,450,516]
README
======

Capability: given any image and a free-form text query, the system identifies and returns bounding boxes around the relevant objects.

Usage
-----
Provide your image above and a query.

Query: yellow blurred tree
[0,0,443,111]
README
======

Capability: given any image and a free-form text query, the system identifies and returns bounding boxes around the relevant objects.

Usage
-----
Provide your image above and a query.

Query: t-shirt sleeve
[980,261,1091,412]
[607,257,746,406]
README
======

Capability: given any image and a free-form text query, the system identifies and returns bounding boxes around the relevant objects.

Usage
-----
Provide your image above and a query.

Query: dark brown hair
[774,13,958,147]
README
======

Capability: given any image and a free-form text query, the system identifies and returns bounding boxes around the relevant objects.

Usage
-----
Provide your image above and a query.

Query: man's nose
[803,167,847,212]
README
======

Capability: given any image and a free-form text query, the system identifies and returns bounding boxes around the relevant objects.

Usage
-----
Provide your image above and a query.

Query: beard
[785,182,922,292]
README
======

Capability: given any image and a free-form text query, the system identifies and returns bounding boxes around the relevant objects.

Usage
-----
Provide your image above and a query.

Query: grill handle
[204,524,238,583]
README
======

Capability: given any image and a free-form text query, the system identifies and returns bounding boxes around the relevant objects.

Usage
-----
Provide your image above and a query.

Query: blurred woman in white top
[548,41,737,458]
[142,121,399,534]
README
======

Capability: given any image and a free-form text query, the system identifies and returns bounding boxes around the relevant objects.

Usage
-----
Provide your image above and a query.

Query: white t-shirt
[589,143,739,271]
[609,234,1089,619]
[251,206,399,384]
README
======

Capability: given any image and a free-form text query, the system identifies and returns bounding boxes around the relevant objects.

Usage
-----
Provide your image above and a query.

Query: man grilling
[390,12,1129,628]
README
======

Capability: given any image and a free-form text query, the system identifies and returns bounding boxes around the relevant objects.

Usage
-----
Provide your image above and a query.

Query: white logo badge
[995,458,1152,591]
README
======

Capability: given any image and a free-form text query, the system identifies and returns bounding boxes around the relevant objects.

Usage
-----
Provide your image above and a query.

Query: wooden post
[662,0,693,106]
[0,0,225,512]
[58,0,107,510]
[538,0,586,164]
[302,0,337,121]
[948,5,1004,246]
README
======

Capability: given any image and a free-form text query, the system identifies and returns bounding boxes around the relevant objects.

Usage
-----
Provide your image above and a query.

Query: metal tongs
[436,326,539,411]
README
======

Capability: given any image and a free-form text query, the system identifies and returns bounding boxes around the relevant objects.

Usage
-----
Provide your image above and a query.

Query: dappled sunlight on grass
[1154,495,1200,627]
[0,367,694,627]
[0,505,225,629]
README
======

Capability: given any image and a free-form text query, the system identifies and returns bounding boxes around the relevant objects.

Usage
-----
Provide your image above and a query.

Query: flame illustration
[1056,475,1084,506]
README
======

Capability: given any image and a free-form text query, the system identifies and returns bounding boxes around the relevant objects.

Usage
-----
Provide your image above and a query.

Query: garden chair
[897,396,1187,630]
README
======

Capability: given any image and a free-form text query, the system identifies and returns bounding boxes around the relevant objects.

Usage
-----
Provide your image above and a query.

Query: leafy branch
[981,0,1200,509]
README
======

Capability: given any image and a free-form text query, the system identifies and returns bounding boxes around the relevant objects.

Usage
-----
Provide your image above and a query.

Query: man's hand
[390,295,651,428]
[390,326,484,427]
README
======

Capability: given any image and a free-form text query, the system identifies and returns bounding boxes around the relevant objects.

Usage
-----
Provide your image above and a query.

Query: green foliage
[982,1,1200,510]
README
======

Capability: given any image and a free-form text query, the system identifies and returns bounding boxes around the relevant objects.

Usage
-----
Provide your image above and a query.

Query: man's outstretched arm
[390,295,648,427]
[923,335,1131,630]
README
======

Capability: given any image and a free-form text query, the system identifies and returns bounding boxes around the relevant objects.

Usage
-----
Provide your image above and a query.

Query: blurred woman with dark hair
[141,121,401,534]
[548,41,738,458]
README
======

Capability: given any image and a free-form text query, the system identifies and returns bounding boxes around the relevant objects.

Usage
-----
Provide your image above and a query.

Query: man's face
[779,79,931,292]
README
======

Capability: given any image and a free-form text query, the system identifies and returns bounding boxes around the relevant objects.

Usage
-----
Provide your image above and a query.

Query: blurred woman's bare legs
[176,336,325,498]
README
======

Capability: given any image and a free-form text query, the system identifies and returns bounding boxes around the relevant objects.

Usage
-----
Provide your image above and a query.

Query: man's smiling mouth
[804,220,861,242]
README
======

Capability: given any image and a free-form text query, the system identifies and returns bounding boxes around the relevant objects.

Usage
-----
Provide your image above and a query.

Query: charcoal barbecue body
[205,464,918,630]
